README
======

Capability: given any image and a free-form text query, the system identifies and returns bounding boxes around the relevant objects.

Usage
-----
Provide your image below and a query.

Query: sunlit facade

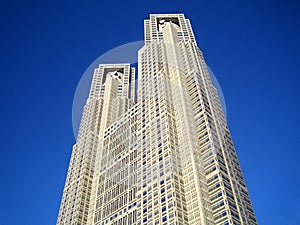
[57,14,257,225]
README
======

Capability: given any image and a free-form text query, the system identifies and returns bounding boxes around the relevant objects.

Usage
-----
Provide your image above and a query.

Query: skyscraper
[57,14,257,225]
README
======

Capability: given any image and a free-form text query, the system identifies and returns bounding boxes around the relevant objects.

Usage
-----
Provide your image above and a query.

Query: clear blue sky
[1,0,299,224]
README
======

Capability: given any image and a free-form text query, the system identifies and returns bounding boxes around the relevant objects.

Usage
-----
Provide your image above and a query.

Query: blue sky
[1,0,299,224]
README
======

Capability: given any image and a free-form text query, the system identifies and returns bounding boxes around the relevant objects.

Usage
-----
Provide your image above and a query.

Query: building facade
[56,14,257,225]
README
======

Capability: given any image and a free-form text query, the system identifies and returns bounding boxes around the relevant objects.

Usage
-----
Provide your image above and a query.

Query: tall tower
[57,14,257,225]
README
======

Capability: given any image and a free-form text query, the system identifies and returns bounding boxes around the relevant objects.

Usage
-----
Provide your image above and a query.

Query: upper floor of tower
[144,14,196,44]
[88,63,136,102]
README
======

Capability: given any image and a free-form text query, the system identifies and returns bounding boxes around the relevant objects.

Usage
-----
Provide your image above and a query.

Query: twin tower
[56,14,257,225]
